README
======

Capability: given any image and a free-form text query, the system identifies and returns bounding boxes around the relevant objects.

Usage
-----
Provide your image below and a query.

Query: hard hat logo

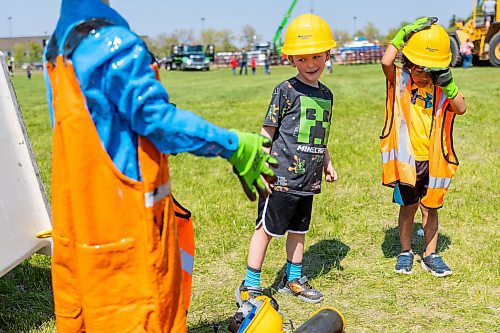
[426,47,439,53]
[282,13,336,55]
[297,34,313,40]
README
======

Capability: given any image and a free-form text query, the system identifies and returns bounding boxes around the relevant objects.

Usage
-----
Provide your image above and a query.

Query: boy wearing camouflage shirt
[237,13,337,304]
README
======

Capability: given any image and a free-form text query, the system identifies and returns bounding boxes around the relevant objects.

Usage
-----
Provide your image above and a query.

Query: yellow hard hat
[402,23,451,68]
[243,296,283,333]
[282,13,336,56]
[229,296,283,333]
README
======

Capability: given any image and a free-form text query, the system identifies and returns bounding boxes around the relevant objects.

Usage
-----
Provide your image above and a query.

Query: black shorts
[393,161,429,206]
[256,191,313,237]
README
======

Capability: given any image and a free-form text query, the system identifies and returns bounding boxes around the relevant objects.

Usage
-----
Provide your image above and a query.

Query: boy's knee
[420,205,437,216]
[400,203,419,215]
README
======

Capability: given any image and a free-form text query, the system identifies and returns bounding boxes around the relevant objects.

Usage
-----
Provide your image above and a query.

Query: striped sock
[244,266,261,288]
[286,260,302,281]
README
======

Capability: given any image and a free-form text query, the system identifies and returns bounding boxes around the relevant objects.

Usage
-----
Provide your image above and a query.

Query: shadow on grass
[269,238,350,292]
[188,318,230,333]
[381,223,451,258]
[0,255,54,333]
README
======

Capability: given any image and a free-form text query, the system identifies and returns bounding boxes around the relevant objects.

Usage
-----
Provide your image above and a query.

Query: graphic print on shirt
[264,79,333,195]
[288,155,306,174]
[297,96,332,146]
[274,176,289,192]
[411,88,433,109]
[266,104,279,123]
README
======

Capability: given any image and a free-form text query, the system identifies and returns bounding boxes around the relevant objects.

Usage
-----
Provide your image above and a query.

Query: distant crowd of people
[229,49,271,76]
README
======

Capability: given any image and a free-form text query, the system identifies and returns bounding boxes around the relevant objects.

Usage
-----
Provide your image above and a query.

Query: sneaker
[234,280,264,307]
[394,252,414,275]
[421,253,452,277]
[277,274,324,303]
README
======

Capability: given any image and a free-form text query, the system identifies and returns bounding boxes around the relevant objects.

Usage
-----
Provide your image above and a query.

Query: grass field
[1,64,499,333]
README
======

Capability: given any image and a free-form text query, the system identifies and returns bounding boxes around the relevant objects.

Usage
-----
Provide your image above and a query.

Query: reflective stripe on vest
[180,248,194,274]
[381,148,415,165]
[381,149,396,163]
[145,181,172,208]
[429,176,452,189]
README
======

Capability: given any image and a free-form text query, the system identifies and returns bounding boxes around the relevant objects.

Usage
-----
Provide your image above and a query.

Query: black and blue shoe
[421,253,452,277]
[394,252,414,275]
[277,274,324,303]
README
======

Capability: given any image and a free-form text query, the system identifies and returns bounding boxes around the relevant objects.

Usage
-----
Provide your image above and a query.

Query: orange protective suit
[46,54,187,332]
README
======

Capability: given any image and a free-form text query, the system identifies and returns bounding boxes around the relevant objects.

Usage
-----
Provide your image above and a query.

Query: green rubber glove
[228,130,279,201]
[430,68,459,99]
[390,17,438,49]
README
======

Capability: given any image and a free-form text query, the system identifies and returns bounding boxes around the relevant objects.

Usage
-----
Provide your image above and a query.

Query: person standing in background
[483,0,497,39]
[230,54,238,75]
[26,65,31,80]
[460,38,474,69]
[239,48,248,75]
[264,52,271,75]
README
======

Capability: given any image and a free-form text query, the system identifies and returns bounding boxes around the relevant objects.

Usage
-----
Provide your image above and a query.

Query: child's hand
[430,68,459,99]
[391,17,438,49]
[324,161,337,183]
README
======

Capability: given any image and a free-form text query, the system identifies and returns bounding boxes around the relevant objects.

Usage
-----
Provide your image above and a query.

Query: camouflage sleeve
[263,84,287,127]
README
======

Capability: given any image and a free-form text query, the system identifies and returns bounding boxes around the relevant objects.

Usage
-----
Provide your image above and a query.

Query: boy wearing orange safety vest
[43,0,277,332]
[237,14,337,304]
[381,17,467,277]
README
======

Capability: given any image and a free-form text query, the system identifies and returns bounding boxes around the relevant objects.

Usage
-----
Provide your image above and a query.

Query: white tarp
[0,57,52,278]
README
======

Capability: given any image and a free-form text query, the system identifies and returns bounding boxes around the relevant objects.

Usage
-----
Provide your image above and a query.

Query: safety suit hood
[54,0,129,43]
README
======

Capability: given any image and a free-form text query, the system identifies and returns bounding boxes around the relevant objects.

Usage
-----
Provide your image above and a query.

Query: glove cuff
[390,29,405,49]
[442,80,459,99]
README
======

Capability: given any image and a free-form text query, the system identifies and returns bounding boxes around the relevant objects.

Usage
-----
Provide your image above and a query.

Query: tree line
[144,19,447,57]
[9,15,464,64]
[11,42,43,65]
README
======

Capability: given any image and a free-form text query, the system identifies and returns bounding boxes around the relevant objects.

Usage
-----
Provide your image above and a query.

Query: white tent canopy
[0,57,52,278]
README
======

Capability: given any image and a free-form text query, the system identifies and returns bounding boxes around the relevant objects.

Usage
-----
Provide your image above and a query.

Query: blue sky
[2,0,471,43]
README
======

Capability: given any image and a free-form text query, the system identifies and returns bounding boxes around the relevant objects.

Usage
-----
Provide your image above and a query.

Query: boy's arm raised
[382,17,437,82]
[381,44,398,82]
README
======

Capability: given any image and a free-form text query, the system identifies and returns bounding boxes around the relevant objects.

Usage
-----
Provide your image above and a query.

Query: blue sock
[244,266,261,287]
[286,260,302,281]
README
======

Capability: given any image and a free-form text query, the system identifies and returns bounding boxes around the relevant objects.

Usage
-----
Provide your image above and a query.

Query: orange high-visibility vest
[380,66,459,209]
[150,61,195,312]
[46,54,187,332]
[173,198,195,310]
[150,63,195,313]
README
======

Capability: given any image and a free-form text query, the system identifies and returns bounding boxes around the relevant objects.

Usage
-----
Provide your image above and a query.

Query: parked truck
[162,44,215,71]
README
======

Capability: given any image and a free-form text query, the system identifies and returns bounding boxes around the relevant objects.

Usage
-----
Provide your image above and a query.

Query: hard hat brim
[402,47,452,69]
[282,41,337,56]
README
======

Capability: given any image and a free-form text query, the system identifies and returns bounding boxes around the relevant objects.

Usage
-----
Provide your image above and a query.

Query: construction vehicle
[161,44,215,71]
[449,0,500,67]
[247,0,297,66]
[272,0,298,56]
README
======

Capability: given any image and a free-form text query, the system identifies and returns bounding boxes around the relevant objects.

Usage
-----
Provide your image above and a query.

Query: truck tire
[488,32,500,67]
[449,36,462,67]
